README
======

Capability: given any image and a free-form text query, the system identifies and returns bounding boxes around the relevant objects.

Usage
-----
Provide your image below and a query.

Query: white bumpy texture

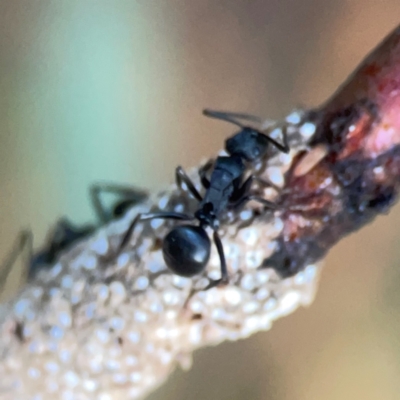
[0,110,321,400]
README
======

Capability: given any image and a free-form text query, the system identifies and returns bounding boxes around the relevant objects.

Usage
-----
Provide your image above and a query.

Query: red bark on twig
[265,25,400,277]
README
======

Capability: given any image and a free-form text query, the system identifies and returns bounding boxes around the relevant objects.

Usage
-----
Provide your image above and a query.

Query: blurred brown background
[1,1,400,399]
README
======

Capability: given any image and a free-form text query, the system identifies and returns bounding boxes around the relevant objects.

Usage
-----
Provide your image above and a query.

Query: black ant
[0,183,147,288]
[117,109,289,288]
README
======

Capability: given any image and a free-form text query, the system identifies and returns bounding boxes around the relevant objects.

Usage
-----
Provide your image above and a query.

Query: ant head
[162,225,211,277]
[226,128,269,161]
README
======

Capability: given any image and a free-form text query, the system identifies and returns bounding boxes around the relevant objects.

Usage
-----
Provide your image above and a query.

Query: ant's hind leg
[230,174,281,207]
[90,183,148,224]
[117,211,194,253]
[203,109,262,126]
[229,175,256,204]
[0,230,33,292]
[203,230,229,291]
[175,166,202,202]
[231,194,277,211]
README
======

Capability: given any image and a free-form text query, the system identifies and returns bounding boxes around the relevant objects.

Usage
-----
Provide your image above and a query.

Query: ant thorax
[200,155,246,216]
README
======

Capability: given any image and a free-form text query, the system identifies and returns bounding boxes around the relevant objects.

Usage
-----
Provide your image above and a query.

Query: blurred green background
[1,1,400,399]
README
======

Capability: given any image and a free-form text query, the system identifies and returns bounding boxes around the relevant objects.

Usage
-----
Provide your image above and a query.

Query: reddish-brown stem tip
[268,25,400,277]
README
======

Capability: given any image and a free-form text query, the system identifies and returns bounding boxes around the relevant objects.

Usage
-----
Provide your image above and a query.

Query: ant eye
[163,225,211,277]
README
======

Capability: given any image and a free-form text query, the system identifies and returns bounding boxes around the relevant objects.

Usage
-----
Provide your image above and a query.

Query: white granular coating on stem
[0,111,322,400]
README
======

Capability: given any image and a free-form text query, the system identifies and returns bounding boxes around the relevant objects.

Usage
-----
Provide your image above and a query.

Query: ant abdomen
[162,225,211,277]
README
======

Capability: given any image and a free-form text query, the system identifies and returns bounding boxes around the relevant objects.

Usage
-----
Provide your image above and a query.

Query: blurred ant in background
[0,183,147,291]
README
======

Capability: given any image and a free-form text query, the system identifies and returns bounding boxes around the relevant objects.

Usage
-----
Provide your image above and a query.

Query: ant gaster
[118,109,289,287]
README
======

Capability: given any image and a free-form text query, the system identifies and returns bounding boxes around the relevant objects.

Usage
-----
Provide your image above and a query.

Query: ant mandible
[117,109,289,288]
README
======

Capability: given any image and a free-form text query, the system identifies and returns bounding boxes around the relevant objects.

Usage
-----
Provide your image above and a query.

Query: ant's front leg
[117,211,194,253]
[175,166,202,202]
[256,125,290,154]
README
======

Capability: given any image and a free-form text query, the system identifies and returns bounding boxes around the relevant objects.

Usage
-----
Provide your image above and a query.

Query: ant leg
[118,211,194,252]
[203,109,262,127]
[90,183,148,224]
[231,194,277,211]
[175,166,202,202]
[276,125,290,153]
[28,219,95,279]
[229,175,256,203]
[203,109,290,153]
[0,230,33,292]
[49,218,94,253]
[255,176,281,192]
[258,125,290,153]
[230,175,280,205]
[198,160,213,189]
[203,230,229,291]
[213,231,229,284]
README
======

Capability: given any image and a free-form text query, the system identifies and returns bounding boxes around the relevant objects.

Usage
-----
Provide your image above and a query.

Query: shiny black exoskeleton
[0,183,147,288]
[118,109,289,287]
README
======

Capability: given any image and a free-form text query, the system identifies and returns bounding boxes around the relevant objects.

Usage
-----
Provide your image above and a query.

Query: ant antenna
[0,230,33,292]
[203,109,290,154]
[203,109,262,128]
